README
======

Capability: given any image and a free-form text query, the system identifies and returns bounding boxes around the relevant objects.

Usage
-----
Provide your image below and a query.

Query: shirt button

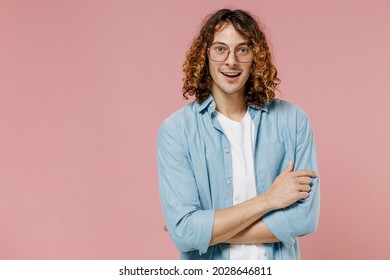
[227,178,232,185]
[224,149,230,155]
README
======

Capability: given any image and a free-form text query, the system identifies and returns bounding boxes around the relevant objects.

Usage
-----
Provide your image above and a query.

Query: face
[208,24,253,98]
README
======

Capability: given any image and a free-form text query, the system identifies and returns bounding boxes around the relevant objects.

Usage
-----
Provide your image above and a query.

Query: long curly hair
[182,9,280,107]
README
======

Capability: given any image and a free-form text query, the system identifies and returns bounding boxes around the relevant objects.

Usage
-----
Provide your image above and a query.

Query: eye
[237,46,250,55]
[213,45,228,53]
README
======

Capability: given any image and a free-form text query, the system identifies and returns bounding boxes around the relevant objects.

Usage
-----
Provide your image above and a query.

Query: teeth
[222,72,241,77]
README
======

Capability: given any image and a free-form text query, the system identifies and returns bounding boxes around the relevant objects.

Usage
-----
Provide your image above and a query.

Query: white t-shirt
[216,110,267,260]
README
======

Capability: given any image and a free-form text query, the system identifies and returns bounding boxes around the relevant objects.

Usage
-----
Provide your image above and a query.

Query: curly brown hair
[182,9,280,108]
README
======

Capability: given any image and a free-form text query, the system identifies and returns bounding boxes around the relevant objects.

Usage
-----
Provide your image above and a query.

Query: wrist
[260,192,278,212]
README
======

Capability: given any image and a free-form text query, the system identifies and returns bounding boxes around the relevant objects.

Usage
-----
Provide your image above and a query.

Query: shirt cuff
[192,209,215,255]
[262,209,296,247]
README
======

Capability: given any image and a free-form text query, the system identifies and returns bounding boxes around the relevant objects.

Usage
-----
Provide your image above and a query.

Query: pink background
[1,0,389,259]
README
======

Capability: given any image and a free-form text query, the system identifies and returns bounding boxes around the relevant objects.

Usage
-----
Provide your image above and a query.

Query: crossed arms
[162,162,317,246]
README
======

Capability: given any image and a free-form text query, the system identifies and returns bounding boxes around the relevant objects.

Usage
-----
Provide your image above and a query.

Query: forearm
[225,219,279,244]
[210,194,275,246]
[210,161,316,246]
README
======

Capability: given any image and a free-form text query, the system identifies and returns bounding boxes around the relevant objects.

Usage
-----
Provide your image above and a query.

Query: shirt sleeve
[262,110,320,247]
[157,119,215,255]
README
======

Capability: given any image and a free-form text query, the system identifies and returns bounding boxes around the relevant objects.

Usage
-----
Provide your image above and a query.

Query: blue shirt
[157,95,320,260]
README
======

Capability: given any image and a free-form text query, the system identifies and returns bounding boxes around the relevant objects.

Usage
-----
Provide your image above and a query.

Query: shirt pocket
[256,142,287,192]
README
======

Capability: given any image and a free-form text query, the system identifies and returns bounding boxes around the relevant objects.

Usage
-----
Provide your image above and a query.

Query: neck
[212,89,247,122]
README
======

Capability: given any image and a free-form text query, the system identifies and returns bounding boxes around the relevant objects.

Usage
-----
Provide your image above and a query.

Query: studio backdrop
[1,0,389,259]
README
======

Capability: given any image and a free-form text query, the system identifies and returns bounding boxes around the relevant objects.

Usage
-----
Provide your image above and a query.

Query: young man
[157,9,320,260]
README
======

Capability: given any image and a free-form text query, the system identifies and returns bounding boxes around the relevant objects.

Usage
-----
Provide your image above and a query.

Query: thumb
[280,161,294,175]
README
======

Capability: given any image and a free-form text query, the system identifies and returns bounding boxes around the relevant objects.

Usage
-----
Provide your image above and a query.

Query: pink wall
[1,0,389,259]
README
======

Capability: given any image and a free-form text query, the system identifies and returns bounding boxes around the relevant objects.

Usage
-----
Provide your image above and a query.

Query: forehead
[213,22,248,44]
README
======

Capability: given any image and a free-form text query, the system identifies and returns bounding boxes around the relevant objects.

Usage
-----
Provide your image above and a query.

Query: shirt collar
[197,95,215,113]
[196,94,270,113]
[249,102,269,113]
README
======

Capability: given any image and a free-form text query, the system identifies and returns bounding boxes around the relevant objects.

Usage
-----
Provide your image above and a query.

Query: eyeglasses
[207,42,253,63]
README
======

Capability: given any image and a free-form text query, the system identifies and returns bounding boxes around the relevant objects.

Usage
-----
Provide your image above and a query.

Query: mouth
[220,71,241,78]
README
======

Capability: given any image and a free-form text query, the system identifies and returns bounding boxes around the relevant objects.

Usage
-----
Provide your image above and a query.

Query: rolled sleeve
[157,119,215,255]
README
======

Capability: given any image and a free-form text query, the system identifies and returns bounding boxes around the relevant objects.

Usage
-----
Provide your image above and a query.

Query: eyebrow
[211,41,250,47]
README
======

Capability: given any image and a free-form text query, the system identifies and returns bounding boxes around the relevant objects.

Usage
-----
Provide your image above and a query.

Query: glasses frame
[207,42,254,63]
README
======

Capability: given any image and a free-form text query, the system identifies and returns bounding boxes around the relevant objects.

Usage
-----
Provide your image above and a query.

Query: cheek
[208,64,219,81]
[243,64,253,79]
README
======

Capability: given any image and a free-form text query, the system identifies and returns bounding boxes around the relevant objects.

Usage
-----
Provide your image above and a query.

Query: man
[157,9,320,260]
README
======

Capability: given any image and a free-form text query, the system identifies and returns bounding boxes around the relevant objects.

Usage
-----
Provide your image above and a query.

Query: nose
[225,50,238,65]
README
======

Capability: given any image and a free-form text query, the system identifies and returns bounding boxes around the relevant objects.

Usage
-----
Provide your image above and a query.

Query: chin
[224,90,241,95]
[221,86,245,95]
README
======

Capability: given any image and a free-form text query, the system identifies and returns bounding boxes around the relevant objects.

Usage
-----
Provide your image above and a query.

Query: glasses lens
[235,45,253,63]
[209,44,229,62]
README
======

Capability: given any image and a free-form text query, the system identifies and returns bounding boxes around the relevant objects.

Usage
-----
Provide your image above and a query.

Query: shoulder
[266,98,310,123]
[268,98,307,115]
[158,101,199,136]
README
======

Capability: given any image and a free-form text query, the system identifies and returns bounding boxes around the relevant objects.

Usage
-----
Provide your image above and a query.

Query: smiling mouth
[221,72,241,78]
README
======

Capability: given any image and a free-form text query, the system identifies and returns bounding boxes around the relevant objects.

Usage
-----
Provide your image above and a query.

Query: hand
[264,161,317,210]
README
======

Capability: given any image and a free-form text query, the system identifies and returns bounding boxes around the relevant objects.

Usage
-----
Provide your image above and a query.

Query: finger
[297,176,312,185]
[299,184,311,192]
[280,161,294,176]
[299,192,310,199]
[294,169,318,178]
